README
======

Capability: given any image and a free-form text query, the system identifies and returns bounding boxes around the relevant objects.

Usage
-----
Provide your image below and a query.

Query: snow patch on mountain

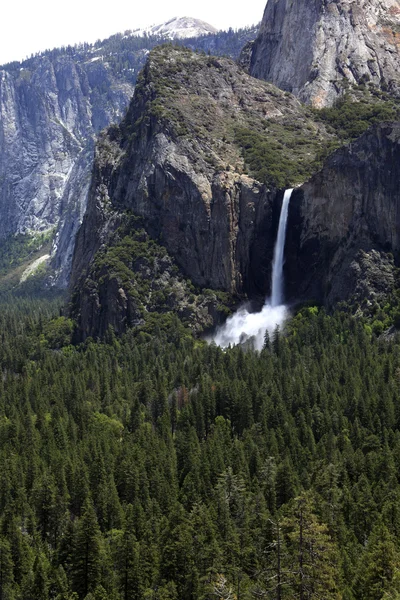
[132,17,218,40]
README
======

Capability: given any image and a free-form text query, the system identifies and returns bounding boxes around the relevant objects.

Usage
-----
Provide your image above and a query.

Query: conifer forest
[0,294,399,599]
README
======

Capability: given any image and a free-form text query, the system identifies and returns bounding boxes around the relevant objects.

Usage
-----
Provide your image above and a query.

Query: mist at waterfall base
[211,303,288,351]
[209,189,293,351]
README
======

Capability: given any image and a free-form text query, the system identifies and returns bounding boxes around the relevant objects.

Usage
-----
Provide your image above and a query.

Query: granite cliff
[69,45,400,339]
[0,52,136,287]
[285,122,400,311]
[0,24,258,288]
[249,0,400,107]
[69,45,332,339]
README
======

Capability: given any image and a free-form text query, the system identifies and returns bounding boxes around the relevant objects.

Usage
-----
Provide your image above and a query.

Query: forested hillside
[0,296,400,599]
[0,25,258,81]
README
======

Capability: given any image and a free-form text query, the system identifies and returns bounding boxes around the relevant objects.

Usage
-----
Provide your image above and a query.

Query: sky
[1,0,266,65]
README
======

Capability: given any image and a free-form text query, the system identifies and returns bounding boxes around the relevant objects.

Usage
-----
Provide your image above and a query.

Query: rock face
[0,56,135,285]
[285,122,400,307]
[71,215,235,340]
[250,0,400,107]
[70,45,329,339]
[0,26,259,288]
[68,47,400,339]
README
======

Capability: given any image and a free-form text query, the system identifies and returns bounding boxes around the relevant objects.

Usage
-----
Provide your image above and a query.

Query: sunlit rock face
[0,54,135,285]
[250,0,400,107]
[0,20,261,287]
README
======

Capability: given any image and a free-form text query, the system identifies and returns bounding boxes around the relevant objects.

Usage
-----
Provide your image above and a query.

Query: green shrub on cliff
[314,94,400,140]
[0,231,53,276]
[235,93,400,188]
[235,125,329,188]
[85,217,234,336]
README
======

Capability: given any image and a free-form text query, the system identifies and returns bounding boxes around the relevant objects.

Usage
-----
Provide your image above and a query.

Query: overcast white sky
[1,0,266,65]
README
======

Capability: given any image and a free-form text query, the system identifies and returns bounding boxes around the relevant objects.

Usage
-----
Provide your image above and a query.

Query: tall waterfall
[271,188,293,307]
[209,189,293,350]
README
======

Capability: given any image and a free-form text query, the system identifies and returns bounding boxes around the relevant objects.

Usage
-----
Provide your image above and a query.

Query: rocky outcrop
[285,122,400,307]
[49,143,95,288]
[250,0,400,107]
[71,217,235,340]
[238,41,255,72]
[70,45,330,338]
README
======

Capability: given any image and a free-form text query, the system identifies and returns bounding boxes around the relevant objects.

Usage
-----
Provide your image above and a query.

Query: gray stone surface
[0,54,135,284]
[250,0,400,106]
[285,122,400,306]
[69,47,400,337]
[70,46,324,337]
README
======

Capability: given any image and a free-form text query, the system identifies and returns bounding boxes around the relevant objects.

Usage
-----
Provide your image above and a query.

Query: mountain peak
[133,16,218,40]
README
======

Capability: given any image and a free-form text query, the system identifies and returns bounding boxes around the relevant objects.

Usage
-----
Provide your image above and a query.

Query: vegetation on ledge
[73,215,235,339]
[0,231,53,277]
[313,92,400,141]
[121,45,338,189]
[120,46,400,191]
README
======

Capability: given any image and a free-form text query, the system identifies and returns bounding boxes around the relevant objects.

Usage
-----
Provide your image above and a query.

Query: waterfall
[271,188,293,307]
[209,189,293,350]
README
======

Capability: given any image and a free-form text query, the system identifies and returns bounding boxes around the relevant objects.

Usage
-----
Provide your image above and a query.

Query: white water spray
[210,189,294,350]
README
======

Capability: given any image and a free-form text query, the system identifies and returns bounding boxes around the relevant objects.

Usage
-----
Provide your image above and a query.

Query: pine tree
[160,504,196,599]
[275,458,299,508]
[355,521,400,600]
[117,505,142,600]
[282,492,341,600]
[31,555,49,600]
[71,498,104,598]
[32,472,57,541]
[0,537,15,600]
[263,330,271,352]
[254,517,291,600]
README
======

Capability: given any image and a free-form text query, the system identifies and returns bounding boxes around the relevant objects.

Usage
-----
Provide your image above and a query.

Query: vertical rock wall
[250,0,400,107]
